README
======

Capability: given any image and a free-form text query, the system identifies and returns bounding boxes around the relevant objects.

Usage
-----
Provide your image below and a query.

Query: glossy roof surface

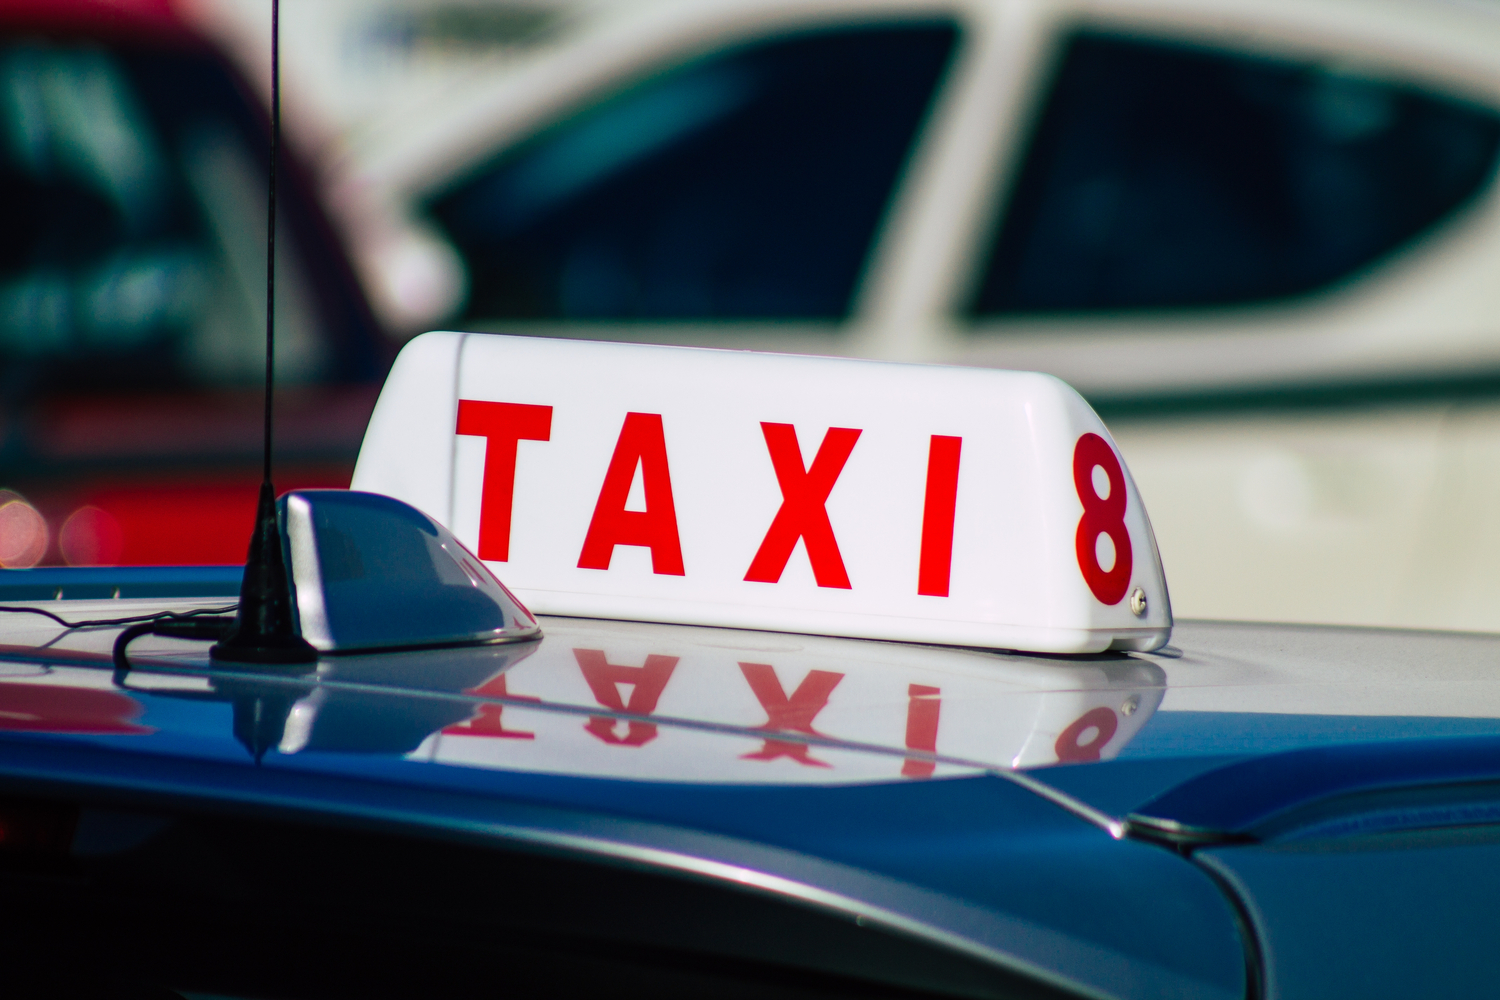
[5,594,1500,999]
[6,603,1500,809]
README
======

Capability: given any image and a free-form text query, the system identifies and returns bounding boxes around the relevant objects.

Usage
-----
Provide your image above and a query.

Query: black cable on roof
[0,603,237,631]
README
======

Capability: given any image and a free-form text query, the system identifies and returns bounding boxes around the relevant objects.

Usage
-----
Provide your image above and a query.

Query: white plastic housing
[352,333,1171,654]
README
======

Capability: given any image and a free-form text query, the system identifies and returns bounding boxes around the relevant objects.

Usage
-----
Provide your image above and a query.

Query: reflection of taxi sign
[353,333,1171,654]
[413,623,1168,781]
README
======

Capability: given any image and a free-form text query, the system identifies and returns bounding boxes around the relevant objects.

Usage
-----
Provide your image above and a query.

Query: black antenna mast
[212,0,315,664]
[262,0,279,492]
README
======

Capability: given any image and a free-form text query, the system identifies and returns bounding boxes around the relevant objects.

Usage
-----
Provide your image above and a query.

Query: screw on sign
[1073,433,1132,605]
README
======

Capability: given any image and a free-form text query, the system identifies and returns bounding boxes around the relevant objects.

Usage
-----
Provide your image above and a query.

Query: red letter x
[455,400,552,561]
[744,423,861,589]
[739,662,843,768]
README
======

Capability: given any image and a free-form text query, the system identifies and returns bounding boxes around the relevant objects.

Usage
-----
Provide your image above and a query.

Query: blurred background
[8,0,1500,634]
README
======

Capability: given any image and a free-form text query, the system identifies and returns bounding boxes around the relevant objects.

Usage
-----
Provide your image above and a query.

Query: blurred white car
[330,0,1500,632]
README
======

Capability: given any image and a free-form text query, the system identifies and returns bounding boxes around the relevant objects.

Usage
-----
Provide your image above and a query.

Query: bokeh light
[59,506,125,566]
[0,493,49,568]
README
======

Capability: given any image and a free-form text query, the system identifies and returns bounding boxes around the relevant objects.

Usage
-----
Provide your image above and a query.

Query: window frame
[346,0,980,352]
[938,1,1500,405]
[423,17,965,325]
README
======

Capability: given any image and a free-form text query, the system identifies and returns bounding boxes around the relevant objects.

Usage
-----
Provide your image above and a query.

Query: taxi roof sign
[352,333,1171,655]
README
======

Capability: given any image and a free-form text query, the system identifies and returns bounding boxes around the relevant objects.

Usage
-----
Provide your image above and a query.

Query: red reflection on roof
[0,683,153,735]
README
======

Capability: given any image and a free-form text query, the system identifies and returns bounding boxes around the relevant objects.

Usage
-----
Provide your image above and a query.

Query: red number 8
[1073,433,1132,605]
[1054,707,1119,763]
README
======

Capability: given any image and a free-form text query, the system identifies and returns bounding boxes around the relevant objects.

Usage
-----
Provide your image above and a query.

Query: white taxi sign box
[352,333,1172,654]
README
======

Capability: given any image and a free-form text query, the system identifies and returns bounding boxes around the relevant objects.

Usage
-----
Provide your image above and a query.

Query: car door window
[968,32,1500,316]
[0,40,367,394]
[427,23,958,322]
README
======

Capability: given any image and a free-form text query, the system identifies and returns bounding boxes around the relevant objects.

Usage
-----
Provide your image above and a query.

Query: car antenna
[212,0,315,665]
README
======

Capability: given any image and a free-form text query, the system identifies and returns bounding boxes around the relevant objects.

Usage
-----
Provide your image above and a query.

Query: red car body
[0,0,389,566]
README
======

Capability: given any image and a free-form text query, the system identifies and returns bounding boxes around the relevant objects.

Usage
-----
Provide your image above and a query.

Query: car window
[426,23,958,322]
[968,32,1500,315]
[0,39,354,393]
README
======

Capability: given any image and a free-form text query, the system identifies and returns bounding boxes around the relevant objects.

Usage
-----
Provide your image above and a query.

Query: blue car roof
[7,567,1500,998]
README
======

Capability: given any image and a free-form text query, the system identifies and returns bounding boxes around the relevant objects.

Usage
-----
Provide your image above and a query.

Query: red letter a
[575,649,680,747]
[578,413,685,575]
